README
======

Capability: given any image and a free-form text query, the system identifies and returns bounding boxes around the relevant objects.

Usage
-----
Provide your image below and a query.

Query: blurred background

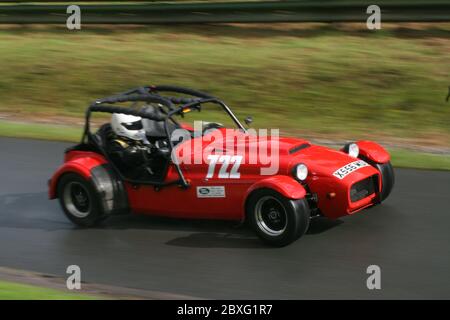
[0,1,448,167]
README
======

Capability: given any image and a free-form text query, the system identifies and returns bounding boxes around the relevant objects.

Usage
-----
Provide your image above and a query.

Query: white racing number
[207,155,242,179]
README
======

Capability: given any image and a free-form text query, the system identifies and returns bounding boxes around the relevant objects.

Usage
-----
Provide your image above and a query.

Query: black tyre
[246,189,310,247]
[375,161,395,201]
[57,173,104,227]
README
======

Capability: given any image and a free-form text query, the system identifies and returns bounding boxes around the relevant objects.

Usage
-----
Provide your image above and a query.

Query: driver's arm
[109,139,149,168]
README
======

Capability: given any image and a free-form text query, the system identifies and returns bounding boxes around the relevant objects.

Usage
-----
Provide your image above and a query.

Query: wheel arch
[50,163,129,216]
[355,140,390,164]
[243,175,306,220]
[49,163,92,199]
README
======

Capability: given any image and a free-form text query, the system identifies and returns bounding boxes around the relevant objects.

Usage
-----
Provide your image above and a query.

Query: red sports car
[48,85,394,246]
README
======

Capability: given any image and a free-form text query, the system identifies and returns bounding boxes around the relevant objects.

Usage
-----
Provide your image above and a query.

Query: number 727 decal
[206,155,243,179]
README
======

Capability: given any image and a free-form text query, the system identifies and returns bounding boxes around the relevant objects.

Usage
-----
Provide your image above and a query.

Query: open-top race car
[49,85,394,246]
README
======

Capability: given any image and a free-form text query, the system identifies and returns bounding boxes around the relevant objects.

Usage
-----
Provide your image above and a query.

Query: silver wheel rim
[63,181,91,218]
[255,196,287,236]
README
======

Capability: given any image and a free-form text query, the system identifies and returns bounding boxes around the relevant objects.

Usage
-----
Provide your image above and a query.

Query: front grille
[350,175,378,202]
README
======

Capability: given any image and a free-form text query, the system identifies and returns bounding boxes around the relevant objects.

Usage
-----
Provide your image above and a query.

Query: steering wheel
[153,139,171,158]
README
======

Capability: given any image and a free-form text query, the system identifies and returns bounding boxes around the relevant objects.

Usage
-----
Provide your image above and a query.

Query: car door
[125,136,246,220]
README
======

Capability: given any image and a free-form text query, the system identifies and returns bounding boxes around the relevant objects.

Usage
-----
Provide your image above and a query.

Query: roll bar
[82,85,244,188]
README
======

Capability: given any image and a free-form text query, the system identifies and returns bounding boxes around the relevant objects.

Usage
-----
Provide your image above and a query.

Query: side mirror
[244,116,253,126]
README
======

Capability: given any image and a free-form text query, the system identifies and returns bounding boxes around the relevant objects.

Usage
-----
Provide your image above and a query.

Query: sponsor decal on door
[196,186,226,198]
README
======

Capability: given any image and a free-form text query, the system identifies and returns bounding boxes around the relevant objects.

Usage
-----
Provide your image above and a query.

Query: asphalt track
[0,137,449,299]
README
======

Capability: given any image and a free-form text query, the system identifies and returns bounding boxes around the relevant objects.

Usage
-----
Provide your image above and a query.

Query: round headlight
[294,163,308,181]
[348,143,359,158]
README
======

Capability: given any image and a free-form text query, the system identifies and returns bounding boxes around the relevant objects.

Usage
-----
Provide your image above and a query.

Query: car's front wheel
[370,161,394,202]
[246,189,310,247]
[57,173,104,227]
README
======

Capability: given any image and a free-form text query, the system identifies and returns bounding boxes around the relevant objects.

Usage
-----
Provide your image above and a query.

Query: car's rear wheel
[246,189,310,247]
[58,173,104,227]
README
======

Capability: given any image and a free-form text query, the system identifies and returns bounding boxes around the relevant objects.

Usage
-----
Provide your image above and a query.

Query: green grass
[390,149,450,171]
[0,281,98,300]
[0,120,82,142]
[1,120,449,170]
[0,24,448,144]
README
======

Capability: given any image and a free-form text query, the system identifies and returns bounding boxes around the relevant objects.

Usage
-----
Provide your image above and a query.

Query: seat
[94,123,113,148]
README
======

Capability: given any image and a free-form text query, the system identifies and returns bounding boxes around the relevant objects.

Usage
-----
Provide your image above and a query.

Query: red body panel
[356,140,390,164]
[49,130,389,220]
[48,151,107,199]
[289,145,381,218]
[125,180,250,220]
[246,176,306,199]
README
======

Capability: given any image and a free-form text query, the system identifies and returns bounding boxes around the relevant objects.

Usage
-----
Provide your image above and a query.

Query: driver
[107,113,154,179]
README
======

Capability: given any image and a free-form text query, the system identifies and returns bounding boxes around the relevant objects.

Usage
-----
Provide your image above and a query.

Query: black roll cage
[82,85,246,188]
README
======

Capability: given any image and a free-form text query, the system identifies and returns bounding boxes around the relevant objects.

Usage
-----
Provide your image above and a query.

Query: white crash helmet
[111,113,148,142]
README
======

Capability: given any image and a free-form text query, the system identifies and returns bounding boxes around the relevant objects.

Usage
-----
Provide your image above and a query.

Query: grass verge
[0,280,98,300]
[1,120,449,170]
[0,120,82,142]
[390,149,450,171]
[0,23,448,146]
